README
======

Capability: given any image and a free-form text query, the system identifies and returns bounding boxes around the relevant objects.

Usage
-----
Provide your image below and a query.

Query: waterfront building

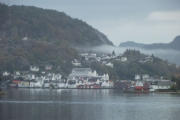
[18,81,30,88]
[149,80,174,91]
[67,68,111,88]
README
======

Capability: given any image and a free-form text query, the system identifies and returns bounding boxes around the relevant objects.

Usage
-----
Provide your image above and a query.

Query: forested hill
[91,50,180,80]
[0,3,113,74]
[0,4,113,47]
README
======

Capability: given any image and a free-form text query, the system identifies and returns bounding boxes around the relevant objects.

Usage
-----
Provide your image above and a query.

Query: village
[0,51,175,92]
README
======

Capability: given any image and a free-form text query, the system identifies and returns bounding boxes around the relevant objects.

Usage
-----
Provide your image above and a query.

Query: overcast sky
[1,0,180,45]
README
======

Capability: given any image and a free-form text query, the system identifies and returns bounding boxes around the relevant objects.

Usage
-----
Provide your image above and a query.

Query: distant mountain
[119,36,180,50]
[0,3,113,74]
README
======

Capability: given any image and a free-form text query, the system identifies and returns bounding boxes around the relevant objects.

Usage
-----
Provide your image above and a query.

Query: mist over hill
[88,45,180,66]
[116,36,180,65]
[119,36,180,51]
[0,3,179,79]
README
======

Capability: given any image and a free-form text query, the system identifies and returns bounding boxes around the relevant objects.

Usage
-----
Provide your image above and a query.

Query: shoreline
[2,87,180,94]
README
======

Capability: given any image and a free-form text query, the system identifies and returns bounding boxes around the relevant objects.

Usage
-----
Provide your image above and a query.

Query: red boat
[135,81,144,90]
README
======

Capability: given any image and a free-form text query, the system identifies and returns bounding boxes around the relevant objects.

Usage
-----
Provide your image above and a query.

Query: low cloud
[147,11,180,21]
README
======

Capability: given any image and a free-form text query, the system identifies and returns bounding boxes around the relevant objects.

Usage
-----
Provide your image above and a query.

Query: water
[0,88,180,120]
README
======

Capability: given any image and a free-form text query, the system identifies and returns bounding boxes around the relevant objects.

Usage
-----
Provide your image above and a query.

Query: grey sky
[1,0,180,45]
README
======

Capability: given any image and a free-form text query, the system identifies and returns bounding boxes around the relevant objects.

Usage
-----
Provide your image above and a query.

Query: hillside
[0,3,113,74]
[0,4,113,47]
[89,49,180,80]
[119,36,180,50]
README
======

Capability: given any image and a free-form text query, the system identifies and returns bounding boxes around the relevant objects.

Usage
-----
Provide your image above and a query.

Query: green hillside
[0,3,113,74]
[0,4,113,47]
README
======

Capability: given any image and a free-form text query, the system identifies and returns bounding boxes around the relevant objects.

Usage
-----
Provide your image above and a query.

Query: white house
[157,80,173,89]
[101,74,109,81]
[15,71,21,76]
[27,74,36,80]
[149,80,173,91]
[142,74,150,80]
[22,36,28,41]
[121,57,127,62]
[105,62,114,68]
[135,74,141,80]
[72,59,81,66]
[30,66,39,72]
[18,81,30,88]
[2,71,10,76]
[69,68,97,78]
[30,81,43,88]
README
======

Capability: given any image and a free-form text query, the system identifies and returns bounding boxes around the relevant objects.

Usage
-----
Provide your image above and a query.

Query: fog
[89,45,180,65]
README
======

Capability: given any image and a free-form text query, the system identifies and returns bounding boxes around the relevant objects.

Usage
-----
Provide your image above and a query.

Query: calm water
[0,89,180,120]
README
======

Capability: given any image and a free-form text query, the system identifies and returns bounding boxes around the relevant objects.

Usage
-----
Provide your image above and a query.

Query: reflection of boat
[135,81,143,90]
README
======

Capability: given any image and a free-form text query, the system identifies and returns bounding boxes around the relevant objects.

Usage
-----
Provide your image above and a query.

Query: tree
[112,50,116,56]
[172,75,180,90]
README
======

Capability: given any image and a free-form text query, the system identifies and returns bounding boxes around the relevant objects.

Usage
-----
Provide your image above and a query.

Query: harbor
[0,66,175,92]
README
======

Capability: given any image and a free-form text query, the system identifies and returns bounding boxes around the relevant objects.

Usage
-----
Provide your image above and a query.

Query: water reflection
[0,88,180,120]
